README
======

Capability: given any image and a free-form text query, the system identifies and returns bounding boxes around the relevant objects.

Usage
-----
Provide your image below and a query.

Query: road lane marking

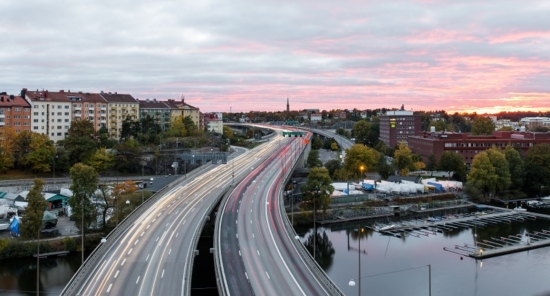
[192,207,195,212]
[156,237,160,242]
[182,220,186,226]
[128,248,133,255]
[136,276,140,284]
[147,224,151,229]
[141,232,145,237]
[134,240,139,245]
[176,232,179,237]
[252,233,255,238]
[166,223,170,227]
[245,272,249,280]
[169,249,172,255]
[162,269,165,278]
[266,271,270,279]
[152,218,156,222]
[236,220,238,224]
[257,250,260,256]
[250,220,252,224]
[239,250,241,256]
[121,259,126,266]
[146,254,150,261]
[114,270,120,279]
[107,283,113,293]
[236,234,238,238]
[157,213,161,217]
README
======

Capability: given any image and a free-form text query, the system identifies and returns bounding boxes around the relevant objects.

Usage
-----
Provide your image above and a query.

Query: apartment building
[0,93,32,133]
[203,112,223,133]
[166,96,200,127]
[138,98,171,131]
[65,91,108,131]
[100,92,139,139]
[24,89,72,142]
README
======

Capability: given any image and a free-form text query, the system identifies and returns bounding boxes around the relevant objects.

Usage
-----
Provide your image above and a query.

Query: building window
[34,126,38,130]
[57,132,62,136]
[34,105,38,108]
[33,119,38,122]
[65,119,69,122]
[57,119,62,122]
[65,112,69,116]
[57,112,62,115]
[65,105,69,109]
[34,112,38,115]
[57,105,62,109]
[24,108,30,111]
[15,108,21,111]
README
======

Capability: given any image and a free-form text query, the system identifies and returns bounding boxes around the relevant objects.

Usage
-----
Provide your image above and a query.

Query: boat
[379,224,396,231]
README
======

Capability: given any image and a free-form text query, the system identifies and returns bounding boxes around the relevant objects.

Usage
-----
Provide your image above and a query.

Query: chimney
[21,88,27,98]
[114,92,117,95]
[60,90,64,93]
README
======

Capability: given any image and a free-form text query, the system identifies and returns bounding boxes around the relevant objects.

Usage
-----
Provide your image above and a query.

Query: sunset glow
[1,1,549,114]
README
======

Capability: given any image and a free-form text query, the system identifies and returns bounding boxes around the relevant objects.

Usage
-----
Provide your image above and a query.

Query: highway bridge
[61,126,351,295]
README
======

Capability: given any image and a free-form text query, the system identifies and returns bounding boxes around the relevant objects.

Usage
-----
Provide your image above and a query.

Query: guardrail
[60,164,212,296]
[213,186,234,296]
[279,136,344,296]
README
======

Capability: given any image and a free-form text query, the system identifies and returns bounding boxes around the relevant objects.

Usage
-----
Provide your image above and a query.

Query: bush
[64,237,77,251]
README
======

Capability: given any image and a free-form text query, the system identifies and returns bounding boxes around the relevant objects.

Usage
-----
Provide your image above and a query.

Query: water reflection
[303,212,550,295]
[0,252,81,295]
[303,228,336,271]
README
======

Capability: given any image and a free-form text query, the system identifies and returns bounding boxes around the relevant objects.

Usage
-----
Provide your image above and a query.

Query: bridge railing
[60,164,211,296]
[279,134,344,296]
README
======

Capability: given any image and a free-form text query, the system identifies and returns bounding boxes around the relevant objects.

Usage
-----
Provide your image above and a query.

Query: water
[301,211,550,296]
[0,252,81,295]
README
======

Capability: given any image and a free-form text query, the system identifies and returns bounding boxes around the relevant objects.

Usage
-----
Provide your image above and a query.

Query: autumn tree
[13,131,56,173]
[393,142,416,176]
[69,163,99,234]
[352,120,372,145]
[0,127,16,173]
[467,148,510,196]
[301,167,334,218]
[85,147,115,174]
[343,144,379,179]
[471,116,496,135]
[307,149,322,168]
[20,179,48,239]
[485,147,511,193]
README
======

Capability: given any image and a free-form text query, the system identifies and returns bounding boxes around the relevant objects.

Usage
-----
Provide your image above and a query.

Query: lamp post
[140,158,145,204]
[291,179,297,226]
[359,165,365,183]
[348,227,365,296]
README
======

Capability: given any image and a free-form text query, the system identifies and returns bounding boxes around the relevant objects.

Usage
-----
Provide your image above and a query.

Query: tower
[286,97,289,113]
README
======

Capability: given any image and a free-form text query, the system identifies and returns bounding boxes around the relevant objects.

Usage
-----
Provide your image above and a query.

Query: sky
[1,0,550,114]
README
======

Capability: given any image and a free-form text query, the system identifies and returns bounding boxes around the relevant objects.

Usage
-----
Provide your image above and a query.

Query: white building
[24,89,72,142]
[311,113,322,122]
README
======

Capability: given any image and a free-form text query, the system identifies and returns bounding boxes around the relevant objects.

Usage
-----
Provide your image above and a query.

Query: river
[300,208,550,296]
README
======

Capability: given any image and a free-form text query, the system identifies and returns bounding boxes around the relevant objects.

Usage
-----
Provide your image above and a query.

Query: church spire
[286,97,289,113]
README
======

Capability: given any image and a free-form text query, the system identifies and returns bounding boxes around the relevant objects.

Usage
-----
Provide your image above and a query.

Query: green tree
[523,144,550,196]
[504,145,524,190]
[485,147,511,193]
[61,119,97,165]
[15,132,56,173]
[343,144,379,179]
[428,120,450,132]
[0,127,16,173]
[471,117,496,135]
[324,159,342,177]
[69,163,99,234]
[113,139,141,173]
[376,153,392,179]
[20,179,47,239]
[166,119,187,137]
[335,127,350,138]
[437,151,466,180]
[426,153,437,172]
[85,147,115,174]
[330,142,339,151]
[182,116,198,136]
[222,126,234,140]
[307,149,322,168]
[498,126,514,131]
[352,120,371,145]
[301,167,334,217]
[311,137,323,150]
[467,152,496,196]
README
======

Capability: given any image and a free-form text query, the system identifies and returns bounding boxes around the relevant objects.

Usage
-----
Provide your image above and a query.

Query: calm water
[301,210,550,296]
[0,252,82,295]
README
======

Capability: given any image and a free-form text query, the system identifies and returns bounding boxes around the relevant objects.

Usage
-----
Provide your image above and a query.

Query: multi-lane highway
[62,136,290,296]
[216,132,343,295]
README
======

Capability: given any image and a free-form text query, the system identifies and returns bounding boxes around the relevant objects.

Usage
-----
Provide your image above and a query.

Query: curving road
[63,138,289,296]
[217,131,343,295]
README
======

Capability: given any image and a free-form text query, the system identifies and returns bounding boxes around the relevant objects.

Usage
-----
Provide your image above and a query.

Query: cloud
[0,0,549,113]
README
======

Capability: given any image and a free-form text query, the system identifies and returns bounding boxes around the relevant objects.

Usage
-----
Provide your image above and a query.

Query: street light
[359,165,365,183]
[291,179,297,226]
[348,227,365,296]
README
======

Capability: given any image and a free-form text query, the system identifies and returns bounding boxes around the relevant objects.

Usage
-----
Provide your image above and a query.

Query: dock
[33,250,70,258]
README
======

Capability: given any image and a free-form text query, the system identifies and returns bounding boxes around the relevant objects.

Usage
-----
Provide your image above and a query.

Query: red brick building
[379,110,422,147]
[408,131,550,165]
[0,93,32,133]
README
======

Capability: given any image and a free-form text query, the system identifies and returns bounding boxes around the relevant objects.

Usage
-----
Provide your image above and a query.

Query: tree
[20,179,47,239]
[330,142,339,151]
[485,147,511,193]
[437,151,466,180]
[311,137,323,150]
[504,145,524,190]
[61,120,97,165]
[166,119,187,137]
[471,117,496,135]
[467,152,496,196]
[222,126,234,140]
[113,139,141,173]
[324,159,342,177]
[301,167,334,217]
[393,142,416,176]
[13,132,56,173]
[335,127,350,138]
[307,149,322,168]
[69,163,99,233]
[523,144,550,196]
[426,153,437,172]
[85,147,115,174]
[343,144,379,179]
[0,127,16,173]
[376,153,392,179]
[498,126,514,131]
[428,120,450,132]
[352,120,371,145]
[182,116,198,136]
